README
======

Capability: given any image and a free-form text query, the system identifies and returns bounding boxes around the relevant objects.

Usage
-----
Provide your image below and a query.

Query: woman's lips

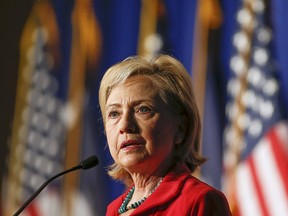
[120,139,144,149]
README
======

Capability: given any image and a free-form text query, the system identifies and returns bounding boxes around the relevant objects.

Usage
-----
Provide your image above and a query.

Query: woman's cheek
[107,140,118,162]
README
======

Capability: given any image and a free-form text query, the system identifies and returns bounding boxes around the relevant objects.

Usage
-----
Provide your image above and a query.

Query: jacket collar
[129,163,191,215]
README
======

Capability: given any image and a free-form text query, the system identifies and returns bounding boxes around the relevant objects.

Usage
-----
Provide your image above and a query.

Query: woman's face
[105,75,182,175]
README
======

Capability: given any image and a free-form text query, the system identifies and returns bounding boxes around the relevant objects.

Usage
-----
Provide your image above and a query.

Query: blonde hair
[99,54,206,185]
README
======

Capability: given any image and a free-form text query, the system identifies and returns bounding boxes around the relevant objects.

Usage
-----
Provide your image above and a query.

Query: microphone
[13,155,99,216]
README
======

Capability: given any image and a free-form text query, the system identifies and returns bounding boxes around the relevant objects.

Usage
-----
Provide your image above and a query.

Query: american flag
[18,35,66,214]
[3,1,67,215]
[223,0,288,215]
[2,0,102,215]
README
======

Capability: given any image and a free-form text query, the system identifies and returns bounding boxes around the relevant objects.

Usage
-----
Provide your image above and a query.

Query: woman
[99,54,231,215]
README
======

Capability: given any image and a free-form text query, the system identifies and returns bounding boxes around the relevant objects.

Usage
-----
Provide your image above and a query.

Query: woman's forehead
[107,76,159,101]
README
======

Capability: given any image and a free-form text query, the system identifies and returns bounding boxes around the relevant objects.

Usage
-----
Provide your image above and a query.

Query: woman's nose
[119,112,137,134]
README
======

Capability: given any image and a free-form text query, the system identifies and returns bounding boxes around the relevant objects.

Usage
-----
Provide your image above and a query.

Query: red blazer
[106,163,232,216]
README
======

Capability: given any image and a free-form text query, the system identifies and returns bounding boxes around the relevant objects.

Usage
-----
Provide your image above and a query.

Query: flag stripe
[235,163,263,216]
[26,203,39,216]
[247,156,269,216]
[253,138,288,216]
[269,124,288,196]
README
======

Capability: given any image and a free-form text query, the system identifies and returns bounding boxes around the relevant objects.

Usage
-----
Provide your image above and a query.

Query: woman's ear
[175,114,188,145]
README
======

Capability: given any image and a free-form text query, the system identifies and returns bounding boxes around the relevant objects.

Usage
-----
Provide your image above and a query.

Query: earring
[175,135,183,145]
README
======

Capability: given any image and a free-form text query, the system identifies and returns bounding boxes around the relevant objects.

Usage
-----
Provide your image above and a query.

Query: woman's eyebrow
[106,103,121,110]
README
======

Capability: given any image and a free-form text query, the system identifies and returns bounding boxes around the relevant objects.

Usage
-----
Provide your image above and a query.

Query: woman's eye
[138,106,151,114]
[108,111,119,118]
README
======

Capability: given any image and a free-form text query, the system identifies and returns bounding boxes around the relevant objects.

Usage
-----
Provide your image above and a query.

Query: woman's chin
[119,154,148,170]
